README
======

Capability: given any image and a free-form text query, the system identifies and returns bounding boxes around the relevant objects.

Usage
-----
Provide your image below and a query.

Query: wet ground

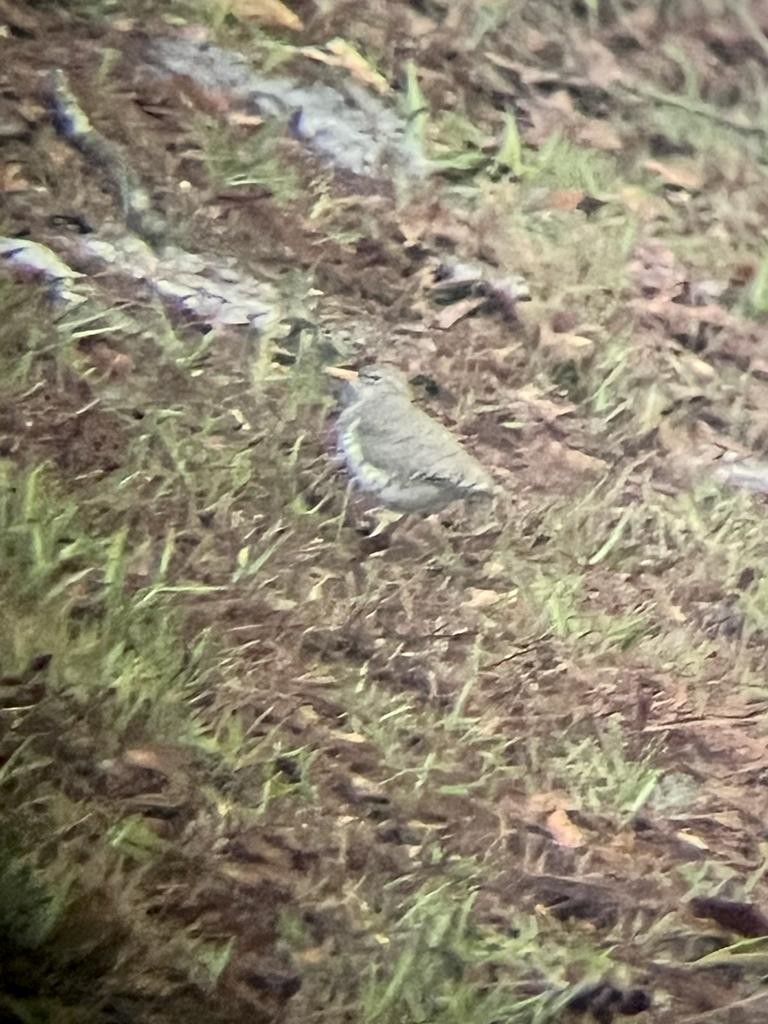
[3,1,768,1022]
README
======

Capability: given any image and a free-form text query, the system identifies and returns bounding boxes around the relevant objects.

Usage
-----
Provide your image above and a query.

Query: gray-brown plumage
[327,364,496,514]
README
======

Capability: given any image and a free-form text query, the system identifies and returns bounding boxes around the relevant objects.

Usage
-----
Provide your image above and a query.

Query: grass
[196,116,301,199]
[0,281,336,1018]
[342,671,516,801]
[0,264,737,1022]
[545,717,664,822]
[0,461,236,1020]
[7,1,768,1020]
[0,378,638,1019]
[0,460,217,745]
[401,61,626,190]
[357,873,617,1024]
[742,252,768,317]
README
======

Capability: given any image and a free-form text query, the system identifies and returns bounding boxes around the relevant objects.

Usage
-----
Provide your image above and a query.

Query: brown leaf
[327,729,370,744]
[434,297,485,329]
[635,295,743,333]
[84,342,135,379]
[228,111,265,128]
[0,162,30,192]
[527,790,569,815]
[690,896,768,938]
[123,745,190,776]
[228,0,303,30]
[616,185,667,220]
[545,806,586,848]
[643,158,704,192]
[515,383,576,422]
[295,944,332,965]
[538,322,596,364]
[680,352,716,382]
[577,119,623,152]
[526,791,586,848]
[546,439,607,477]
[674,830,709,853]
[301,38,390,94]
[170,72,233,116]
[629,240,686,300]
[466,588,504,609]
[545,188,586,211]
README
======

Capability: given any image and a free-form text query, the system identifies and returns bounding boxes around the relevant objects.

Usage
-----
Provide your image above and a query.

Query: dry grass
[4,1,768,1022]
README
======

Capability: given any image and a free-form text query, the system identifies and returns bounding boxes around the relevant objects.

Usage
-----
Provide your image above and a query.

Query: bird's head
[325,363,411,403]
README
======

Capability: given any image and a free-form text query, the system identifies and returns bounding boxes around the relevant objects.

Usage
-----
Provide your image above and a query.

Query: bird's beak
[324,366,359,381]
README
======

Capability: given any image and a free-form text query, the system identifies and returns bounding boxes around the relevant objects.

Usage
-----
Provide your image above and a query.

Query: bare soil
[3,2,768,1023]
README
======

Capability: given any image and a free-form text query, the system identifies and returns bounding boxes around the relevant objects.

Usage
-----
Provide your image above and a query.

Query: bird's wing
[349,398,493,493]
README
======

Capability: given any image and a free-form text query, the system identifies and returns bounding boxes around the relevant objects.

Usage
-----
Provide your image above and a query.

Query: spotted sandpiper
[326,364,496,515]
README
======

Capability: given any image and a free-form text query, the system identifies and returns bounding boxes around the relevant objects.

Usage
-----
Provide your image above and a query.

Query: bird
[325,364,496,515]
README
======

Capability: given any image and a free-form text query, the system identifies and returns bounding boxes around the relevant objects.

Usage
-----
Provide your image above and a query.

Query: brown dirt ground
[4,1,768,1023]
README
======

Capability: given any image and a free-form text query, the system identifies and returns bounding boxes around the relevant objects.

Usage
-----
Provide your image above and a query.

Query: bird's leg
[334,487,403,551]
[444,495,503,541]
[367,509,405,538]
[334,479,354,543]
[353,510,406,557]
[386,514,449,558]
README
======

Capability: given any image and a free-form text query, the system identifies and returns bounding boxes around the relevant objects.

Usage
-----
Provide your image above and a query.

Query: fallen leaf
[615,185,666,220]
[0,0,38,34]
[680,352,716,382]
[546,439,607,477]
[123,745,190,776]
[228,0,303,30]
[527,789,571,815]
[295,944,332,965]
[751,358,768,380]
[434,296,485,329]
[546,806,586,848]
[643,159,703,192]
[629,240,686,300]
[170,72,232,115]
[526,91,575,146]
[228,111,264,128]
[690,896,768,938]
[539,322,596,364]
[635,295,743,332]
[466,588,504,609]
[220,861,289,886]
[301,38,390,94]
[18,99,45,124]
[0,162,30,192]
[516,383,576,422]
[340,772,388,804]
[713,456,768,495]
[542,88,575,114]
[545,188,586,210]
[577,119,623,151]
[526,791,586,848]
[85,342,135,379]
[328,729,370,744]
